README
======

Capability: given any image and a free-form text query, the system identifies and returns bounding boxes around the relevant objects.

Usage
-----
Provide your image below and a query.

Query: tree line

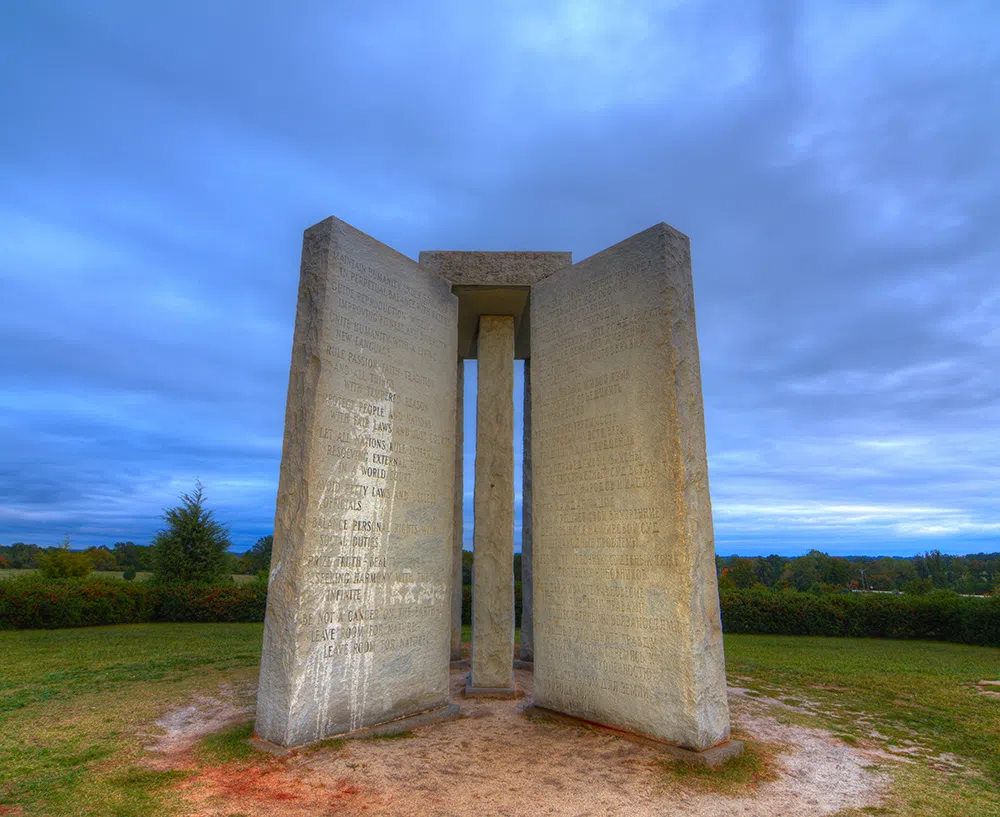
[0,484,273,584]
[716,549,1000,596]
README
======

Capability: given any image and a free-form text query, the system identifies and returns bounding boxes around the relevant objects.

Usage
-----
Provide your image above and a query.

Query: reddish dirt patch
[178,763,379,816]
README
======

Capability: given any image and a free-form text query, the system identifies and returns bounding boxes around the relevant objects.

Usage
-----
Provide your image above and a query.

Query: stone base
[465,675,518,699]
[522,706,744,768]
[250,704,461,755]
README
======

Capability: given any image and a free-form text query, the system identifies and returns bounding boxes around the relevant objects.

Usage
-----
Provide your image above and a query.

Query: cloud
[0,0,997,556]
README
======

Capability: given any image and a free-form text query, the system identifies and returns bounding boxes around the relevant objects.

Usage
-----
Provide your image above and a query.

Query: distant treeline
[715,550,1000,596]
[0,537,273,577]
[4,541,998,597]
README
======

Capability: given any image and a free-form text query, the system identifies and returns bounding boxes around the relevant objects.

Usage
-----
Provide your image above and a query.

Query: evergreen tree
[152,482,232,584]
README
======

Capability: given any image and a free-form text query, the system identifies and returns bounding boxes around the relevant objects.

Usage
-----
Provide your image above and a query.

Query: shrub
[0,575,265,630]
[720,587,1000,647]
[123,566,137,581]
[37,537,92,579]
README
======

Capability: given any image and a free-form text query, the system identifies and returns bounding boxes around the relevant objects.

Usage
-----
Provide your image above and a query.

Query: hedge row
[4,577,998,648]
[0,576,267,630]
[720,588,1000,647]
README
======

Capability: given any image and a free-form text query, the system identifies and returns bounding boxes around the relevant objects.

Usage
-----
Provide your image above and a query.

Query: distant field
[0,569,256,584]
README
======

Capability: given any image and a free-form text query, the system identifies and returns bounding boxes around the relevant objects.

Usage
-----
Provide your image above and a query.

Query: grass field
[0,625,997,816]
[0,569,257,584]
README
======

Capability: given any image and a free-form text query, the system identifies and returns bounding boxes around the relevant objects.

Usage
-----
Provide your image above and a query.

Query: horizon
[2,3,998,558]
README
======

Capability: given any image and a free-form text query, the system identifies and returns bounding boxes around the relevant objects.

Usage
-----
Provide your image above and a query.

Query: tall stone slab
[530,223,730,751]
[469,315,515,694]
[256,216,459,748]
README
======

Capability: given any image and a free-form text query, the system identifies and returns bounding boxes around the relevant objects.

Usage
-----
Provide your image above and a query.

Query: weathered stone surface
[418,251,571,286]
[519,358,534,662]
[530,223,731,752]
[251,704,461,756]
[451,359,464,661]
[470,315,515,693]
[256,216,458,748]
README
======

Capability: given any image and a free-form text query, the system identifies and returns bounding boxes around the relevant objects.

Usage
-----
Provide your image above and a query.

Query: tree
[782,554,821,591]
[37,536,92,578]
[84,546,118,572]
[727,557,759,589]
[113,541,152,570]
[8,542,41,569]
[152,483,232,584]
[755,555,786,587]
[245,535,274,574]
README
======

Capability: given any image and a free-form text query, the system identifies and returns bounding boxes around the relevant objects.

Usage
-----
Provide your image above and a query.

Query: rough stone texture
[418,251,571,286]
[256,215,459,748]
[451,359,464,661]
[519,358,534,662]
[530,223,731,752]
[470,315,515,693]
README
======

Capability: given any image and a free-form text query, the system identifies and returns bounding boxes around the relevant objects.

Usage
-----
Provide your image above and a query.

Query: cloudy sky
[2,1,997,557]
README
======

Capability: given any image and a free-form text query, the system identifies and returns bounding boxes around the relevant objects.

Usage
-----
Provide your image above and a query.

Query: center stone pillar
[468,315,516,696]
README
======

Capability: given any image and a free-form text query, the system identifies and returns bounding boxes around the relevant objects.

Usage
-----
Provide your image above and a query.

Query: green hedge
[720,588,1000,647]
[0,576,266,630]
[5,576,996,647]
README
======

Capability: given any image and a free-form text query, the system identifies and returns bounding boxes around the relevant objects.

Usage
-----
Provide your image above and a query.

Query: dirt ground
[146,664,890,816]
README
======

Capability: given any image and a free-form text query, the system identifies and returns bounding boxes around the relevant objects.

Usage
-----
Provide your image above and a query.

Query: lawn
[0,625,997,816]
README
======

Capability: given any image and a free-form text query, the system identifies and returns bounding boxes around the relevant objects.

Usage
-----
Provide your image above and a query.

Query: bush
[37,537,92,579]
[721,587,1000,647]
[0,575,265,630]
[123,566,137,581]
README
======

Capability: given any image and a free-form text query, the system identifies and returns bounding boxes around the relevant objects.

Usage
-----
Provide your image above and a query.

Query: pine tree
[152,482,232,584]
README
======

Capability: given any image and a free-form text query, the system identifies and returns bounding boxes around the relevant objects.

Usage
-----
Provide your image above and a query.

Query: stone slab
[470,315,515,692]
[530,223,731,753]
[418,251,572,360]
[522,706,743,768]
[255,215,459,748]
[251,704,461,755]
[465,676,518,699]
[513,659,534,670]
[418,251,572,286]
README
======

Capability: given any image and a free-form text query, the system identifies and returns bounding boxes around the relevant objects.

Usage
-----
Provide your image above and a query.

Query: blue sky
[1,1,998,558]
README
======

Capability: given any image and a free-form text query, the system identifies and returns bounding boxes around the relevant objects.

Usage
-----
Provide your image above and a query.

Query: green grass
[0,623,264,816]
[1,624,997,816]
[724,634,1000,815]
